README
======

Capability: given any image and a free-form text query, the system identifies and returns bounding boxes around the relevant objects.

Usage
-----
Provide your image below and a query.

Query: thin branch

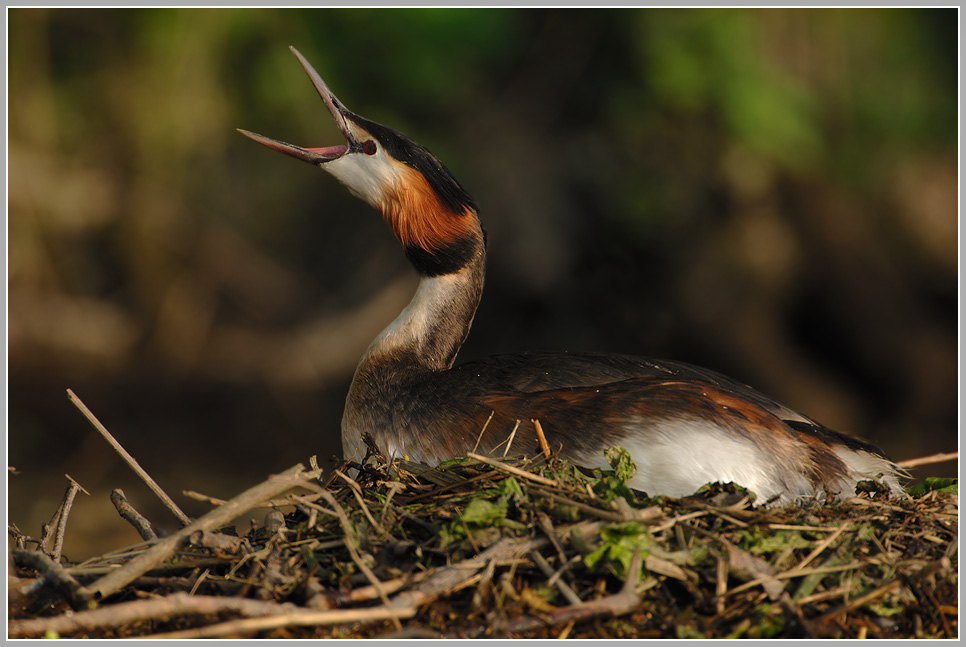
[715,552,728,614]
[287,493,339,519]
[472,410,495,454]
[790,521,849,572]
[110,489,158,541]
[467,452,558,487]
[896,452,958,469]
[88,464,306,600]
[42,474,89,562]
[188,569,210,596]
[9,591,412,639]
[485,420,520,458]
[10,550,94,611]
[67,389,192,527]
[182,490,228,506]
[335,570,432,605]
[334,470,384,534]
[527,484,655,523]
[148,602,416,639]
[530,549,582,606]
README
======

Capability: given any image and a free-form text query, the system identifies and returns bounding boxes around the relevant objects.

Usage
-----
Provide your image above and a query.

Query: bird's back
[346,350,903,506]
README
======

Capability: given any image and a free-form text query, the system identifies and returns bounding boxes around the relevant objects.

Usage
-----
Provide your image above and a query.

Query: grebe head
[239,47,482,278]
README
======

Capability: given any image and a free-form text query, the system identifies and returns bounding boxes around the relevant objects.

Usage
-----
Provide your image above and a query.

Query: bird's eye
[362,140,377,156]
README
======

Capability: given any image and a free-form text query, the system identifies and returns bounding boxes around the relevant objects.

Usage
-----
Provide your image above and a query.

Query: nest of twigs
[9,432,959,640]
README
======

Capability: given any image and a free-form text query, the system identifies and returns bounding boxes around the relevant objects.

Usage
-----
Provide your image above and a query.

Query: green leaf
[605,446,638,483]
[675,624,707,639]
[856,523,877,542]
[584,543,611,570]
[461,497,507,526]
[739,528,812,555]
[438,525,463,546]
[583,522,652,578]
[906,477,958,497]
[601,522,650,542]
[439,456,473,466]
[867,599,904,617]
[591,446,643,504]
[747,604,785,639]
[497,476,525,502]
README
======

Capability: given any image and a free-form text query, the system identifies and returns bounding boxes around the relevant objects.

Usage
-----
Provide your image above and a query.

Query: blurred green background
[8,8,958,558]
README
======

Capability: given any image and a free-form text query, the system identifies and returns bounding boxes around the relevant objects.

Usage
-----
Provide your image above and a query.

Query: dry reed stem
[501,419,521,458]
[335,570,432,604]
[9,591,412,639]
[182,490,228,506]
[333,470,385,534]
[715,553,728,613]
[526,485,628,522]
[148,602,417,639]
[472,410,496,454]
[467,452,558,487]
[67,389,192,527]
[896,452,958,469]
[388,535,548,612]
[791,521,850,571]
[532,419,552,461]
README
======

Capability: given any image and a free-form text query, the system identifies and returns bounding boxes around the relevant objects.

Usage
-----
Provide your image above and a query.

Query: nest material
[8,446,959,639]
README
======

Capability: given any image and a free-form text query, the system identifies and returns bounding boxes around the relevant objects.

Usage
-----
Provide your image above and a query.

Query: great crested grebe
[240,47,902,506]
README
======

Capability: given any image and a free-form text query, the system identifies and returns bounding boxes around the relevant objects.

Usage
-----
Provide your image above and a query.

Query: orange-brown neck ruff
[380,163,482,277]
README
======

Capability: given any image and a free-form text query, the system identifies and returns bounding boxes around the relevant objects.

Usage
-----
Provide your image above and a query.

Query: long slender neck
[360,236,486,374]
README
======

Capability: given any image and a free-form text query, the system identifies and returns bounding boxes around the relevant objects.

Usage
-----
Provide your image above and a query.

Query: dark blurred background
[8,8,958,559]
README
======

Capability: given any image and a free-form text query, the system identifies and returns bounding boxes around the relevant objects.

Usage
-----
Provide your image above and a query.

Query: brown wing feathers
[380,365,860,496]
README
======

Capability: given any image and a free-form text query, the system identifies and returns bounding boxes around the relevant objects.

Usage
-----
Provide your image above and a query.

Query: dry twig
[8,591,409,638]
[88,464,306,600]
[41,475,89,562]
[896,452,958,469]
[10,550,94,612]
[110,489,158,541]
[67,389,192,527]
[467,452,557,487]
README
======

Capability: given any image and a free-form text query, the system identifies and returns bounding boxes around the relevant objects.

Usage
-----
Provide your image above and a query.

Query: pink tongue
[305,145,347,157]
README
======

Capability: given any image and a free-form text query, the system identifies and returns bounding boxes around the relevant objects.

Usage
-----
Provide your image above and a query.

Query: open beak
[238,47,352,166]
